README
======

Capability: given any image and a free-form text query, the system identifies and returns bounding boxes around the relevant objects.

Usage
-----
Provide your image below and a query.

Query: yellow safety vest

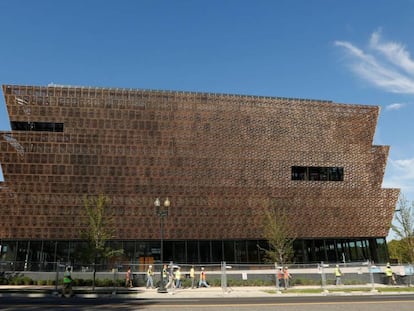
[63,271,72,284]
[385,267,393,277]
[335,267,342,277]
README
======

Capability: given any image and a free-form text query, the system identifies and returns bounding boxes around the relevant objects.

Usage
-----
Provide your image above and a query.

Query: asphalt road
[1,295,414,311]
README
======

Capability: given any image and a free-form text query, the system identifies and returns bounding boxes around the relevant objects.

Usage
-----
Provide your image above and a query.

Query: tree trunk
[92,261,96,290]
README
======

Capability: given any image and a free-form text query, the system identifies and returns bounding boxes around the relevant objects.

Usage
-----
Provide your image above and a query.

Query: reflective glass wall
[0,237,388,271]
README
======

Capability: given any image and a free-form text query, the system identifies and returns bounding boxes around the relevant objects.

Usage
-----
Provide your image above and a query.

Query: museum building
[0,84,399,268]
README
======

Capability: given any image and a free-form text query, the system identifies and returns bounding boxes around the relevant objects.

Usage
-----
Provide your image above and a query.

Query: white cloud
[385,102,406,111]
[383,158,414,199]
[335,30,414,94]
[392,158,414,175]
[369,31,414,76]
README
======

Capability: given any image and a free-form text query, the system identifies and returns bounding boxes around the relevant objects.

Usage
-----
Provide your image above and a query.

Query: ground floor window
[296,238,387,264]
[0,237,388,271]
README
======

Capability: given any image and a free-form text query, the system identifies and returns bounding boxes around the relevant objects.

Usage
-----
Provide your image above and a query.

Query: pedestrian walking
[146,265,154,289]
[125,267,133,288]
[175,267,182,288]
[385,263,396,285]
[162,264,168,286]
[199,267,209,287]
[283,266,291,289]
[277,268,283,289]
[63,266,73,297]
[165,265,175,289]
[335,264,342,285]
[190,265,195,289]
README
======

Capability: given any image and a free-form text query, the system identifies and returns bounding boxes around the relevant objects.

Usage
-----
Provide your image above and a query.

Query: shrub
[22,277,33,285]
[344,279,364,285]
[181,279,192,288]
[96,278,114,287]
[72,278,84,286]
[10,276,25,285]
[291,277,320,286]
[0,277,8,285]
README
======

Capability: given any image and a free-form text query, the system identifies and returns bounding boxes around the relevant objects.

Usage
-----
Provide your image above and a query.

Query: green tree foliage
[390,193,414,263]
[80,194,123,289]
[387,239,411,263]
[82,194,114,253]
[261,199,296,265]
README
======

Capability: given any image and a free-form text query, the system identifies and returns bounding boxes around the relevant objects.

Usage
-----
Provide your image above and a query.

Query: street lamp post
[154,197,170,293]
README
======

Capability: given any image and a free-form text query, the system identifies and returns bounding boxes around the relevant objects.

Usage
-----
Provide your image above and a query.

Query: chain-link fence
[1,260,414,289]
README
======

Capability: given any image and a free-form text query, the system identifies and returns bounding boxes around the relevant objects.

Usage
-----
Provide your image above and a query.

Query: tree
[80,194,123,289]
[391,193,414,263]
[261,200,296,265]
[388,239,409,263]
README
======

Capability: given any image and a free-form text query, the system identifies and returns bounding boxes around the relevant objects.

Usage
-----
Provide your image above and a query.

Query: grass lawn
[263,286,414,294]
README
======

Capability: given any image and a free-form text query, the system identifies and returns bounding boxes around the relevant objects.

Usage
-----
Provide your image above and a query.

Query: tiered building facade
[0,84,399,267]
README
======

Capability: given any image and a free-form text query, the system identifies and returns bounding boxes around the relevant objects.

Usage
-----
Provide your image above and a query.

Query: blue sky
[1,1,414,221]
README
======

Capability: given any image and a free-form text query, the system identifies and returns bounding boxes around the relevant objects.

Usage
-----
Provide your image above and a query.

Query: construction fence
[1,261,414,289]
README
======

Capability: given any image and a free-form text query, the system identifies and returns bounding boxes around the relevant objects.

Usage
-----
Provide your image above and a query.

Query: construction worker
[277,268,283,288]
[283,267,291,289]
[385,263,396,285]
[335,264,342,285]
[199,267,209,288]
[162,264,168,287]
[175,267,182,288]
[146,265,154,289]
[190,265,195,289]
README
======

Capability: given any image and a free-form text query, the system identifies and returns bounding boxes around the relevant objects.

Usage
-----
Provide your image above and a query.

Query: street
[1,295,414,311]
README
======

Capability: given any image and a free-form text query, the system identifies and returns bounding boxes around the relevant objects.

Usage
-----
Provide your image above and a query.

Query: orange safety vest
[277,270,283,279]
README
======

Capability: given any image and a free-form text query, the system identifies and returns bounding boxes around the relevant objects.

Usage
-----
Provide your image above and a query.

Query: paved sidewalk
[0,284,412,299]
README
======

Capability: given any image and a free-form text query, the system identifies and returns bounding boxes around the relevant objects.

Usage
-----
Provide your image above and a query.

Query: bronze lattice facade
[0,84,399,264]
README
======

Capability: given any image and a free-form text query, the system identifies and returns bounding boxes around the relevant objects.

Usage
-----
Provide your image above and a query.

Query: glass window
[223,240,235,263]
[313,240,326,262]
[173,241,186,263]
[163,241,173,262]
[122,241,136,261]
[348,241,358,261]
[309,167,321,181]
[11,121,64,132]
[187,241,199,263]
[199,241,211,263]
[211,241,223,263]
[319,167,329,181]
[329,167,344,181]
[55,240,70,264]
[292,166,344,181]
[247,240,260,263]
[0,241,17,263]
[323,239,336,262]
[235,240,247,263]
[291,166,307,180]
[375,238,388,263]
